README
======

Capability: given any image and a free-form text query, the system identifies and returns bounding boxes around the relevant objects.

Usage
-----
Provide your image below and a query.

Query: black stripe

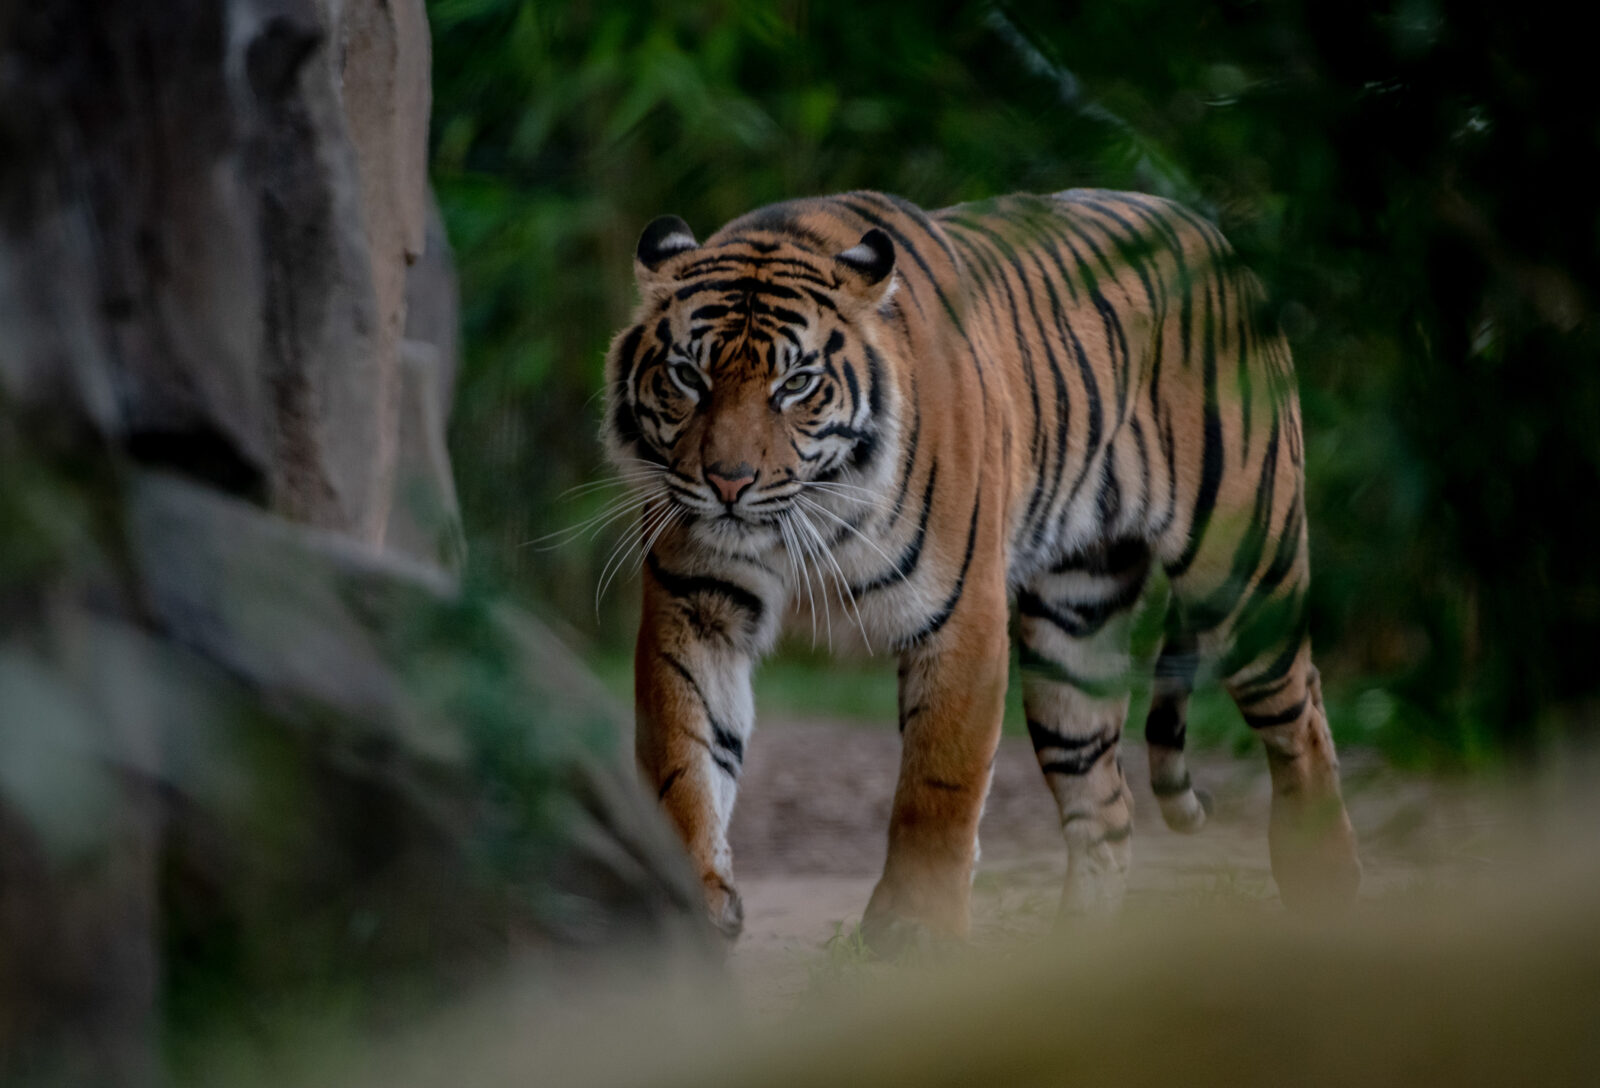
[724,203,837,252]
[1236,271,1256,462]
[659,652,745,767]
[1154,626,1201,689]
[1021,258,1075,550]
[864,343,887,423]
[1092,822,1133,846]
[842,356,862,418]
[1060,194,1166,318]
[1127,414,1150,526]
[1051,537,1148,577]
[1144,696,1188,749]
[881,374,922,524]
[615,324,645,388]
[1188,410,1282,633]
[898,491,982,648]
[1026,718,1109,753]
[835,198,936,322]
[1046,210,1134,421]
[1151,772,1193,799]
[1018,566,1146,640]
[657,767,685,800]
[1230,608,1309,694]
[835,198,989,403]
[853,460,937,595]
[677,254,833,285]
[802,286,839,312]
[1036,730,1119,776]
[710,722,745,763]
[646,553,765,629]
[1242,694,1309,730]
[947,217,1053,546]
[1234,666,1296,706]
[1254,491,1305,601]
[1096,454,1122,528]
[1018,589,1089,638]
[1167,272,1225,578]
[1109,196,1192,539]
[675,276,803,301]
[805,421,870,443]
[874,191,964,269]
[1020,227,1104,517]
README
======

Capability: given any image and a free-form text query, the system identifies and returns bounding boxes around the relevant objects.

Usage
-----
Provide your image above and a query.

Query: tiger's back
[603,188,1358,945]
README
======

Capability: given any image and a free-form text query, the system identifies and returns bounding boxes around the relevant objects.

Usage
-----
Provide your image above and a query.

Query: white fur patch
[839,242,878,267]
[876,275,901,309]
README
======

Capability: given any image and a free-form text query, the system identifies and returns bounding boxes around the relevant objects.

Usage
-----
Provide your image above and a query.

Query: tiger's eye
[782,372,813,394]
[671,361,703,389]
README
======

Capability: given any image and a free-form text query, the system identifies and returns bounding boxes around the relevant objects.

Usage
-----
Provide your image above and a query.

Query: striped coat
[603,189,1360,946]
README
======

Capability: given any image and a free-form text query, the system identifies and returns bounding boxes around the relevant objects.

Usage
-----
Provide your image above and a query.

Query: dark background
[429,0,1600,762]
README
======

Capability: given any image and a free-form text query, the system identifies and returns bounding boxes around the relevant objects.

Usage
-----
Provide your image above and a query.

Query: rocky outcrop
[0,0,447,544]
[0,2,707,1083]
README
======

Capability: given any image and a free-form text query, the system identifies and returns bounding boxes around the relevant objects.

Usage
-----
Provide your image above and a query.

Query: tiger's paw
[861,875,968,960]
[1154,783,1213,834]
[702,873,745,940]
[1268,797,1362,912]
[859,913,933,961]
[1059,862,1130,919]
[858,913,964,963]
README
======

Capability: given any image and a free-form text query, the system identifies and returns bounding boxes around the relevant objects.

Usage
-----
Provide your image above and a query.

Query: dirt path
[726,719,1503,1013]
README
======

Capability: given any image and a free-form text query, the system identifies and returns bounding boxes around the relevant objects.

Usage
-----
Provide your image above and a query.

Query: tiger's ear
[834,228,896,309]
[635,215,698,286]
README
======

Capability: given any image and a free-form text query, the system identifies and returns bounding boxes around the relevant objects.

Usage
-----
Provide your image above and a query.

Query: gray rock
[0,1,710,1080]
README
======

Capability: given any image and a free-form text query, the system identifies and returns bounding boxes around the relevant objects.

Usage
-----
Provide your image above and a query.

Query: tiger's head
[603,210,901,556]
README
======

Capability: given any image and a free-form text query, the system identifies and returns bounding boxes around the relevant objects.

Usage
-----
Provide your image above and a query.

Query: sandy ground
[725,719,1505,1014]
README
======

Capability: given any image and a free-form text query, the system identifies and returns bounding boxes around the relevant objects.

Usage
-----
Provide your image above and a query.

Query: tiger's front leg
[862,572,1009,955]
[634,554,766,940]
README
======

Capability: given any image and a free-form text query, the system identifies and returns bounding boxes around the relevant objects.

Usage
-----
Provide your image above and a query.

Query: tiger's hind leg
[1144,625,1212,833]
[1228,636,1361,910]
[1018,540,1150,917]
[1160,548,1361,911]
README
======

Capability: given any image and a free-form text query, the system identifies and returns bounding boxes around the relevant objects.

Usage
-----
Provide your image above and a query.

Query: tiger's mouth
[667,480,795,522]
[655,474,815,556]
[684,505,783,556]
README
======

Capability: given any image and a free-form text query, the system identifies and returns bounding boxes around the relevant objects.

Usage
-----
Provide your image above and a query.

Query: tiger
[601,188,1361,951]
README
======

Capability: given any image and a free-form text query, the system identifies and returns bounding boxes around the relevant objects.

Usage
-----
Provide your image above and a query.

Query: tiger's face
[604,215,899,556]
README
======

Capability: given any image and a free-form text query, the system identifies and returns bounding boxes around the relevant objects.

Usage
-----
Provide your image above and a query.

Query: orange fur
[604,190,1358,947]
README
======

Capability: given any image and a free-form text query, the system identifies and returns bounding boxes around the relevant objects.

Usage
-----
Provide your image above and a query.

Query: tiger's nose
[705,463,757,504]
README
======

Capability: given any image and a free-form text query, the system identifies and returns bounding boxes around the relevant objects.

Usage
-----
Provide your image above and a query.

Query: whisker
[525,488,664,550]
[782,511,820,648]
[592,502,664,616]
[770,509,800,593]
[594,500,677,615]
[799,479,881,499]
[797,485,875,509]
[613,455,675,472]
[791,507,835,653]
[795,503,871,651]
[608,503,682,608]
[794,494,908,585]
[556,468,667,501]
[816,528,873,651]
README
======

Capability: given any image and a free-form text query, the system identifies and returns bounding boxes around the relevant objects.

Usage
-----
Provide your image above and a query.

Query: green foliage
[430,0,1600,760]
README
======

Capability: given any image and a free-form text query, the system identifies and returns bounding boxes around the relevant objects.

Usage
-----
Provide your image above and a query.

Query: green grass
[595,641,1281,749]
[590,593,1434,765]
